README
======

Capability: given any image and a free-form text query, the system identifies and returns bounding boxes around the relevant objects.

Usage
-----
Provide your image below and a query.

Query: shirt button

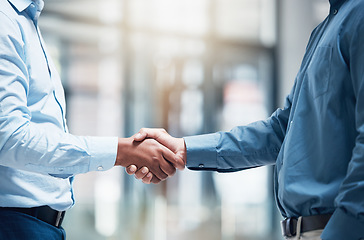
[333,9,338,15]
[97,166,104,171]
[199,164,204,168]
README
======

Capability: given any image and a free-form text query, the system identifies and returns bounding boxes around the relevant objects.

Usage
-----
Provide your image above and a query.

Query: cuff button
[97,166,104,171]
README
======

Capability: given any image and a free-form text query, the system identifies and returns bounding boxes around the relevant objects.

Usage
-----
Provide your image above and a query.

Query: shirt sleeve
[0,12,118,178]
[185,83,294,172]
[321,8,364,239]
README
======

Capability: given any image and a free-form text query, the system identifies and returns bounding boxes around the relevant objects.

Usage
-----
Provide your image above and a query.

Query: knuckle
[152,156,162,164]
[157,147,163,154]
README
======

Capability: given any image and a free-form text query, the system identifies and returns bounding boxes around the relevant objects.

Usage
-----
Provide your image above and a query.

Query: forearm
[185,118,284,172]
[0,121,117,178]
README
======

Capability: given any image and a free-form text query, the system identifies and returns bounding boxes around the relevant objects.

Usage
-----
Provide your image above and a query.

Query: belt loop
[33,207,39,218]
[295,216,302,240]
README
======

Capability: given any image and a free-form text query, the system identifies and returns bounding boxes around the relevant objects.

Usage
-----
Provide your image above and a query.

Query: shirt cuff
[184,133,220,171]
[321,208,364,240]
[88,137,118,172]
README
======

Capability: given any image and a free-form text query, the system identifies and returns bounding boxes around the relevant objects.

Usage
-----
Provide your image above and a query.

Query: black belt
[281,213,332,237]
[1,206,66,228]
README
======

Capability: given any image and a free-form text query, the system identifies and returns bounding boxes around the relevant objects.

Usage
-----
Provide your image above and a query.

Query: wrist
[181,138,187,164]
[115,137,131,167]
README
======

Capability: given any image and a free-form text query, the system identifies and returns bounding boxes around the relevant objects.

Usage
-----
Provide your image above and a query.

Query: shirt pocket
[304,46,332,98]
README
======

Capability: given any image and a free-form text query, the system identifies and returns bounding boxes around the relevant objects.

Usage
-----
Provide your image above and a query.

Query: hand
[134,128,187,167]
[125,165,156,184]
[126,128,187,181]
[115,137,177,181]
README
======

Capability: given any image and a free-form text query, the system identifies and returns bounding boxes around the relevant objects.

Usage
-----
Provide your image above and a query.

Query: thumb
[133,128,164,142]
[174,154,186,170]
[133,130,147,142]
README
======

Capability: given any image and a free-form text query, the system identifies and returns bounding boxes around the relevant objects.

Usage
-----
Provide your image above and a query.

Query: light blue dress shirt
[185,0,364,238]
[0,0,118,211]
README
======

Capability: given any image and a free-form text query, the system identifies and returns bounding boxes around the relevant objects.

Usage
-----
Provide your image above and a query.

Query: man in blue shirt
[129,0,364,239]
[0,0,184,239]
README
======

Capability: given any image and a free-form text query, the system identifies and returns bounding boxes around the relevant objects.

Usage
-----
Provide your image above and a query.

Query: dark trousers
[0,208,66,240]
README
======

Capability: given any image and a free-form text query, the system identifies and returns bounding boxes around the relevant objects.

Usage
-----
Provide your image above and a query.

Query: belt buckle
[281,217,298,237]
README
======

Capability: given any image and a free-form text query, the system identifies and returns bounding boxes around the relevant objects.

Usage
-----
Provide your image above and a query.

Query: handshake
[114,128,187,184]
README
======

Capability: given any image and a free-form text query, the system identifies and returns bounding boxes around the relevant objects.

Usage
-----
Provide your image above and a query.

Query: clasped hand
[115,128,186,184]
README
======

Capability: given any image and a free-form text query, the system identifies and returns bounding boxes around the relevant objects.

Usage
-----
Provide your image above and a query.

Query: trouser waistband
[281,213,332,237]
[0,206,66,228]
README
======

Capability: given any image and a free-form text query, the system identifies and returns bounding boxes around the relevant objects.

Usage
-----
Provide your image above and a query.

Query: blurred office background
[40,0,329,239]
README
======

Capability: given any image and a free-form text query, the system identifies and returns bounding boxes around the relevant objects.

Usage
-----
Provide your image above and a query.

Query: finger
[160,161,176,177]
[159,155,176,177]
[125,165,137,175]
[142,172,153,184]
[145,156,168,180]
[133,128,165,142]
[135,167,149,180]
[158,145,178,176]
[161,145,185,171]
[133,128,150,142]
[174,155,186,171]
[133,132,147,142]
[153,167,168,181]
[151,175,162,184]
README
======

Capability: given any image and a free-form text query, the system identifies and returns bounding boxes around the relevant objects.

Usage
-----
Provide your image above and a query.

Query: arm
[127,70,296,179]
[128,89,293,176]
[184,113,288,172]
[0,12,178,181]
[131,110,288,174]
[321,10,364,239]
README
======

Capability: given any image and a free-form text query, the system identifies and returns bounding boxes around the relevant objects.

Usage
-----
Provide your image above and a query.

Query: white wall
[277,0,329,105]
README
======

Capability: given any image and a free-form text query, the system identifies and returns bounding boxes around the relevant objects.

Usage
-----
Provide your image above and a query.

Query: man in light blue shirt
[0,0,184,238]
[130,0,364,239]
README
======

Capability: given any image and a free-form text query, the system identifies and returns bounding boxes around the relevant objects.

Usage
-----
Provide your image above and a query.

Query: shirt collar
[8,0,44,21]
[329,0,347,10]
[33,0,44,12]
[7,0,32,12]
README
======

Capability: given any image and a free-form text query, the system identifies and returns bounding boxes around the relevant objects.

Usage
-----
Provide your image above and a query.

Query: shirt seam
[0,10,27,63]
[218,147,280,157]
[0,10,22,36]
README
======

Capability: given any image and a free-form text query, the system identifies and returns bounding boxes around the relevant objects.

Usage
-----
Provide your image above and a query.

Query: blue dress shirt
[0,0,118,211]
[185,0,364,238]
